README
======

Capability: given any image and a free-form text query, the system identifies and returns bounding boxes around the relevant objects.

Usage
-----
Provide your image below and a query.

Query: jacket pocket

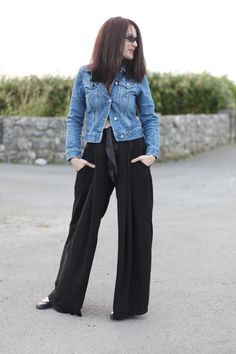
[84,82,101,112]
[115,81,137,115]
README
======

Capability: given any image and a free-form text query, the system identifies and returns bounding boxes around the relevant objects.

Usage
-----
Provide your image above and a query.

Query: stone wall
[0,112,235,164]
[159,111,236,161]
[0,117,66,164]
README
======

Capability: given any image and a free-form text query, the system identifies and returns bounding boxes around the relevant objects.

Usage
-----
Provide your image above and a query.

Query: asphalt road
[0,143,236,354]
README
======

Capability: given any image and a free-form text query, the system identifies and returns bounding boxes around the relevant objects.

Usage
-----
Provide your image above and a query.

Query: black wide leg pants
[48,129,154,319]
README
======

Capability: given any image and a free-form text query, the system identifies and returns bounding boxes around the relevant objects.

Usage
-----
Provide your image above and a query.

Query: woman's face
[122,24,138,60]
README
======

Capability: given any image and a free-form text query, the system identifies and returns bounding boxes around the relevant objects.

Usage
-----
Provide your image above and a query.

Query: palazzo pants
[48,127,154,319]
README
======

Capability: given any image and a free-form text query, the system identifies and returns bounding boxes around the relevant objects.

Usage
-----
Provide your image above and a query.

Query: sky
[1,0,236,82]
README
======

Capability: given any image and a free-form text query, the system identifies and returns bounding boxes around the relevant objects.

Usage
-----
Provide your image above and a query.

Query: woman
[36,16,160,320]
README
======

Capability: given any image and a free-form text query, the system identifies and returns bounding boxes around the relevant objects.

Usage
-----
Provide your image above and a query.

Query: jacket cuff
[66,148,81,161]
[146,147,159,159]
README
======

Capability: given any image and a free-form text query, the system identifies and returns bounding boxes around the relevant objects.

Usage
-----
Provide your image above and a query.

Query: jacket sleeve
[136,75,160,158]
[65,67,86,161]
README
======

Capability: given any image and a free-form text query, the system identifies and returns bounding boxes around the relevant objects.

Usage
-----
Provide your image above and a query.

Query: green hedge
[148,71,236,114]
[0,72,236,116]
[0,75,73,117]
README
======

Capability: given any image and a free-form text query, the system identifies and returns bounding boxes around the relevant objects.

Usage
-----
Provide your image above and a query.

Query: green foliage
[0,75,73,116]
[0,72,236,116]
[148,71,236,114]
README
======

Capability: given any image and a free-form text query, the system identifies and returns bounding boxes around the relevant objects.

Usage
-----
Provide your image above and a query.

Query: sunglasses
[126,35,138,43]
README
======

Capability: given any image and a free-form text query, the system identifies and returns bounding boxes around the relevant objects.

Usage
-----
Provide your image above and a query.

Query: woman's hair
[88,17,146,83]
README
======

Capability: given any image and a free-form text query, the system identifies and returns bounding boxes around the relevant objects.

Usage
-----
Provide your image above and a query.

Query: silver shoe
[36,297,52,310]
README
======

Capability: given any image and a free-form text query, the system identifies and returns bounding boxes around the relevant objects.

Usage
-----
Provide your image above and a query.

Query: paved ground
[0,143,236,354]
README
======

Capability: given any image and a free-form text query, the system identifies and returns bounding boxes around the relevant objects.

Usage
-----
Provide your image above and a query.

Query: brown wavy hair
[88,17,146,83]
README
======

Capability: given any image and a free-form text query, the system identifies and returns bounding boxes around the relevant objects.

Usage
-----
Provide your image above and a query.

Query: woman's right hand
[70,157,95,172]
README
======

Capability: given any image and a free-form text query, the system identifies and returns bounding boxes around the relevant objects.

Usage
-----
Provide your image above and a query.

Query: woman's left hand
[131,154,156,167]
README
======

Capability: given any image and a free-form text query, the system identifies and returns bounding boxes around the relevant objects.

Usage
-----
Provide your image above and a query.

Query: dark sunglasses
[126,35,138,43]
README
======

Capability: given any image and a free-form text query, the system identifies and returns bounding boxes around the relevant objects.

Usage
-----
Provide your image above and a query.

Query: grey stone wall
[159,111,236,161]
[0,117,66,164]
[0,112,235,164]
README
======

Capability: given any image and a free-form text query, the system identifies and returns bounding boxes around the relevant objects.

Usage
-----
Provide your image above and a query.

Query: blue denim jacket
[66,66,160,160]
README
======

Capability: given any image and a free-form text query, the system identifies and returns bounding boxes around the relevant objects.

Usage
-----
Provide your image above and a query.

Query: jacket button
[114,117,117,120]
[120,135,124,138]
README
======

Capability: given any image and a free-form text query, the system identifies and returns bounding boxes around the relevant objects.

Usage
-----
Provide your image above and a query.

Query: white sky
[1,0,236,82]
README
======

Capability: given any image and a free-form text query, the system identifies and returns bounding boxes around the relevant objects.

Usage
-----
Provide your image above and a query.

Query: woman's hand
[70,157,95,171]
[131,154,156,167]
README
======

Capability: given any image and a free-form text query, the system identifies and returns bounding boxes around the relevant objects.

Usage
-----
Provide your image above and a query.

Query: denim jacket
[66,65,160,160]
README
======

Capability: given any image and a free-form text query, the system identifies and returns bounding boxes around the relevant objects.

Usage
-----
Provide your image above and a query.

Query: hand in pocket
[70,158,95,171]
